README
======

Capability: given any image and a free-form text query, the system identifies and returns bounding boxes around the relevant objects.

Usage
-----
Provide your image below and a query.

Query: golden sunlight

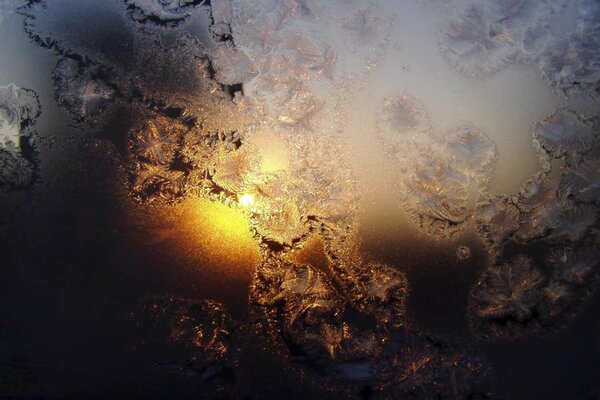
[162,198,260,268]
[238,193,255,207]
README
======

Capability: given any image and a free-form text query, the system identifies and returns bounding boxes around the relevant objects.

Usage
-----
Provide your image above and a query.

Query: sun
[238,193,255,207]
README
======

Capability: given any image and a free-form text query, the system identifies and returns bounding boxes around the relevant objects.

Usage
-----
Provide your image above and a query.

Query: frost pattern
[471,243,600,338]
[248,234,487,395]
[18,0,600,394]
[377,94,430,153]
[439,0,561,78]
[546,246,599,286]
[132,296,235,380]
[250,256,344,363]
[532,110,596,157]
[514,175,597,243]
[0,84,41,191]
[217,0,392,131]
[210,44,258,85]
[53,58,115,124]
[560,159,600,204]
[537,0,600,96]
[125,0,203,22]
[377,95,497,238]
[439,0,600,96]
[470,255,546,337]
[476,195,520,249]
[0,0,27,27]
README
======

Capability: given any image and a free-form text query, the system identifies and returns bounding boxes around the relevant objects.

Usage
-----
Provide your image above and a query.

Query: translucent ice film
[1,0,600,398]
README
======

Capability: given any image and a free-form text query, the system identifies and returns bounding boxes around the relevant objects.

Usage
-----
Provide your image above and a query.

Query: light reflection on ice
[10,0,600,396]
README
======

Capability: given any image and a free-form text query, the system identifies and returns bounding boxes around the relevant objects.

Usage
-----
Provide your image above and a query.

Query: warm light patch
[195,199,254,247]
[152,198,260,269]
[288,235,331,272]
[245,129,290,173]
[239,193,255,207]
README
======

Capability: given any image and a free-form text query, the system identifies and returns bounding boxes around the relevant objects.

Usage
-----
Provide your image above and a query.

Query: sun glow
[239,193,255,207]
[175,198,259,266]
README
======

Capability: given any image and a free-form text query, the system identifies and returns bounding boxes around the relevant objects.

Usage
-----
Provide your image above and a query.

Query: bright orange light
[140,198,260,280]
[239,193,255,207]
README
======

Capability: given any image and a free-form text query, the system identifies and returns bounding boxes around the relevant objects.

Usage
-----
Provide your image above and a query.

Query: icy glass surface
[1,0,600,398]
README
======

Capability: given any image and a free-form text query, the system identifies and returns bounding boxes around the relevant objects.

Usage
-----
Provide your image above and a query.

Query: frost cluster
[132,296,235,380]
[125,0,202,22]
[374,90,600,339]
[377,93,497,238]
[17,0,600,395]
[440,0,600,96]
[470,243,599,337]
[0,84,41,190]
[470,108,600,336]
[53,58,115,123]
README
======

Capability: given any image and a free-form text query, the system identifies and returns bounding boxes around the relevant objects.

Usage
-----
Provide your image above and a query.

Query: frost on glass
[212,145,263,193]
[0,0,27,27]
[560,159,600,204]
[440,0,600,96]
[248,248,487,395]
[0,84,41,190]
[210,44,257,86]
[546,246,599,286]
[253,201,309,246]
[514,175,597,243]
[127,106,247,204]
[317,223,409,329]
[471,244,600,337]
[470,255,546,337]
[250,256,344,364]
[377,94,497,238]
[372,334,490,398]
[124,0,203,22]
[377,94,430,153]
[16,0,600,394]
[439,0,559,78]
[537,0,600,96]
[542,245,600,324]
[53,58,115,124]
[532,109,596,158]
[338,6,393,73]
[476,195,520,249]
[132,296,235,380]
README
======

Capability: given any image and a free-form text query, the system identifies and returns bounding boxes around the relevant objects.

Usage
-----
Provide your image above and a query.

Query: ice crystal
[439,0,562,78]
[125,0,203,22]
[53,58,115,123]
[560,159,600,204]
[376,93,498,238]
[537,0,600,96]
[132,296,234,380]
[470,255,546,336]
[476,195,520,247]
[532,110,596,157]
[130,116,184,165]
[516,176,597,243]
[253,200,309,246]
[210,44,257,85]
[546,245,599,285]
[377,94,430,152]
[342,8,388,47]
[249,256,344,361]
[440,125,497,175]
[212,145,264,194]
[0,84,41,190]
